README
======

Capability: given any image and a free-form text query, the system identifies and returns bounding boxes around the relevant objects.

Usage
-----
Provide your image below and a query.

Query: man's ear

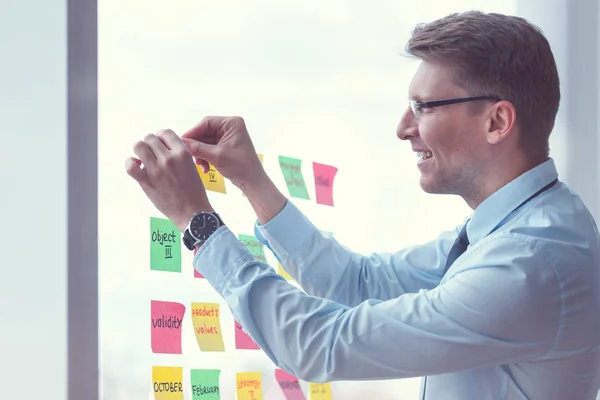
[486,101,517,145]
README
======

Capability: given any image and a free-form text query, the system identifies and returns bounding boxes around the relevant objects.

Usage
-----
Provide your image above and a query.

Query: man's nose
[397,106,419,140]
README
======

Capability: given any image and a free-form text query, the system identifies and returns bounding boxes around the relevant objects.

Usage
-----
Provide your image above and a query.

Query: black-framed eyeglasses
[409,95,501,119]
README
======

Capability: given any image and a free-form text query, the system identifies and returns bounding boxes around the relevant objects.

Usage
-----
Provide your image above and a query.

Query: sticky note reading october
[190,369,221,400]
[152,366,183,400]
[151,300,185,354]
[234,320,260,350]
[312,162,338,207]
[236,372,263,400]
[308,383,332,400]
[279,156,310,200]
[191,302,225,352]
[238,234,267,263]
[150,217,181,272]
[275,369,306,400]
[197,164,226,194]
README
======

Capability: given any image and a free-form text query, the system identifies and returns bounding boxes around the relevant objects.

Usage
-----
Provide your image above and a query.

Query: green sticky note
[279,155,310,200]
[238,234,267,263]
[150,217,181,272]
[191,369,221,399]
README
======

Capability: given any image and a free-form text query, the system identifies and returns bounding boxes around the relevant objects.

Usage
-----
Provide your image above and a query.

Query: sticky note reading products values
[236,372,263,400]
[190,369,221,400]
[152,366,183,400]
[312,162,338,207]
[275,369,306,400]
[191,302,225,351]
[150,217,181,272]
[279,156,310,200]
[151,300,186,354]
[197,164,226,194]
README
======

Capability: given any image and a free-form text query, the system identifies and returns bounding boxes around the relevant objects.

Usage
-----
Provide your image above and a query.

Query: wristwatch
[182,211,225,251]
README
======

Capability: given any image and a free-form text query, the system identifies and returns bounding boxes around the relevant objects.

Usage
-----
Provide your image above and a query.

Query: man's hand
[125,129,214,232]
[181,116,265,191]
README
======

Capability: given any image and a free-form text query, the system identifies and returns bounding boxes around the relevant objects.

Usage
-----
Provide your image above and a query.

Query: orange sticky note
[152,366,184,400]
[197,164,226,194]
[309,383,332,400]
[236,372,263,400]
[191,302,225,351]
[278,262,293,280]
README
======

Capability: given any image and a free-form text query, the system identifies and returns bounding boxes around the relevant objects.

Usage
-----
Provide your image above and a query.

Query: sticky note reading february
[279,156,310,200]
[278,262,293,280]
[238,234,267,263]
[308,383,332,400]
[313,162,338,206]
[234,320,260,350]
[197,164,226,194]
[150,217,181,272]
[191,302,225,352]
[275,369,306,400]
[236,372,263,400]
[190,369,221,400]
[151,300,185,354]
[152,366,183,400]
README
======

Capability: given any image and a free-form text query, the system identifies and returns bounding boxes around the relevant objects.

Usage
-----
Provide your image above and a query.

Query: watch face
[189,213,220,241]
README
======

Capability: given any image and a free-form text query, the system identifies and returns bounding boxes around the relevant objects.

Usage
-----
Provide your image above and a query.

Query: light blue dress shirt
[193,158,600,400]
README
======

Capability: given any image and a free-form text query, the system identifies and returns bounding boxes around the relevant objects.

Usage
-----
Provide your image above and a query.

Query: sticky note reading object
[275,369,306,400]
[308,383,332,400]
[197,164,226,194]
[150,217,181,272]
[151,300,185,354]
[191,302,225,352]
[190,369,221,400]
[236,372,263,400]
[312,162,338,206]
[152,366,183,400]
[278,262,293,280]
[238,234,267,263]
[279,156,310,200]
[234,320,260,350]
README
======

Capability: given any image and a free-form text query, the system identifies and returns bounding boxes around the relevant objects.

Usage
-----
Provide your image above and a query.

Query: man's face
[397,61,489,196]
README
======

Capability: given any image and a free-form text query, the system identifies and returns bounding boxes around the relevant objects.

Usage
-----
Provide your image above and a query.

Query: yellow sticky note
[197,164,226,194]
[191,302,225,351]
[152,366,183,400]
[309,382,332,400]
[278,262,293,280]
[236,372,263,400]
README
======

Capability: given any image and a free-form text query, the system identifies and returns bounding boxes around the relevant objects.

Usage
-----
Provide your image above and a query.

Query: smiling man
[126,11,600,400]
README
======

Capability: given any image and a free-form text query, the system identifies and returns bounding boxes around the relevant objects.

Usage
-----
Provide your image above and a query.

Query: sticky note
[313,162,338,207]
[151,300,185,354]
[234,320,260,350]
[236,372,263,400]
[278,262,293,280]
[190,369,221,400]
[150,217,181,272]
[191,302,225,352]
[238,234,267,263]
[279,156,310,200]
[275,369,306,400]
[193,247,204,278]
[308,383,332,400]
[197,164,226,194]
[152,366,183,400]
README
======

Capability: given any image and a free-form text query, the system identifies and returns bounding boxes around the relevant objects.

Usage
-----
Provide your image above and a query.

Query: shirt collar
[467,158,559,245]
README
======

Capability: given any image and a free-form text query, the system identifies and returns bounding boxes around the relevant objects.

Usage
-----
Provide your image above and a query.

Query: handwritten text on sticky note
[150,217,181,272]
[312,162,338,207]
[308,383,332,400]
[190,369,221,400]
[279,156,310,200]
[152,366,183,400]
[236,372,263,400]
[275,369,306,400]
[197,164,226,194]
[151,300,185,354]
[238,234,267,263]
[191,302,225,352]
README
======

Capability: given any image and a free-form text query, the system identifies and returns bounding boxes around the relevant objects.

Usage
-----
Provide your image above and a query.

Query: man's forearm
[239,172,287,225]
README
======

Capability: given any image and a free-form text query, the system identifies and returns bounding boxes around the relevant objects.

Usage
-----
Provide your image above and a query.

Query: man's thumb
[182,138,216,172]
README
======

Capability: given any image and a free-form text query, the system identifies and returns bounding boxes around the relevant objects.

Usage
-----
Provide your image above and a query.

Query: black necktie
[444,222,470,273]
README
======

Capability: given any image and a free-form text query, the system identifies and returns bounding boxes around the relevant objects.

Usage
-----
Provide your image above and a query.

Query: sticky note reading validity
[308,383,332,400]
[279,156,310,200]
[197,164,226,194]
[152,366,183,400]
[312,162,338,207]
[190,369,221,400]
[234,320,260,350]
[236,372,263,400]
[238,234,267,263]
[150,217,181,272]
[275,369,306,400]
[191,302,225,351]
[151,300,186,354]
[278,262,293,280]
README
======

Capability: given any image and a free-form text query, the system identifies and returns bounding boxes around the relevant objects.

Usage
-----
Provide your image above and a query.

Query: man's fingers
[124,157,150,186]
[144,133,169,159]
[181,116,225,144]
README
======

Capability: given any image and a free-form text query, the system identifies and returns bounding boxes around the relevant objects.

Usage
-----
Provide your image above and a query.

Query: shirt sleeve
[193,229,560,383]
[253,200,460,306]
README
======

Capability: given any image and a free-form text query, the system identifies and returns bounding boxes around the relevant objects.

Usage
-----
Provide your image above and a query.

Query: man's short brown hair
[406,11,560,159]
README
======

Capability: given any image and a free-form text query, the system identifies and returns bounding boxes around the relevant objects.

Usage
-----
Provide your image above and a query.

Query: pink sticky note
[313,162,338,207]
[275,369,306,400]
[193,247,204,278]
[234,320,260,350]
[150,300,186,354]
